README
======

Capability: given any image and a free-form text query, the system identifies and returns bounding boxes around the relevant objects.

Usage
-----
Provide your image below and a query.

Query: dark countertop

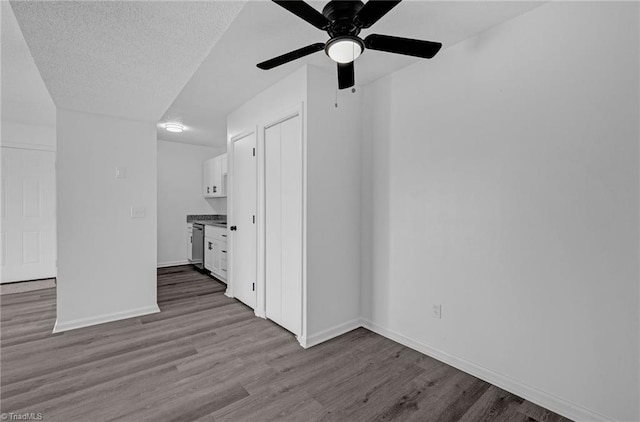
[186,214,226,228]
[190,220,227,228]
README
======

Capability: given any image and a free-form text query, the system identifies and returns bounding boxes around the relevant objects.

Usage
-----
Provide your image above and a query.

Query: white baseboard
[361,319,613,422]
[53,304,161,333]
[0,278,55,295]
[157,260,190,268]
[298,318,363,349]
[1,142,56,152]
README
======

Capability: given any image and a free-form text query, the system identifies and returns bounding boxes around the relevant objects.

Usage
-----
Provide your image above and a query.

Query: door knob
[230,226,237,231]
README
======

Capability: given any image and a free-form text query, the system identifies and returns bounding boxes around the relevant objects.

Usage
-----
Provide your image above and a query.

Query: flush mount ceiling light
[164,123,184,133]
[325,36,363,64]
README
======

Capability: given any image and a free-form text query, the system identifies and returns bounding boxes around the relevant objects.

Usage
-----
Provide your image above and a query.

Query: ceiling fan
[256,0,442,90]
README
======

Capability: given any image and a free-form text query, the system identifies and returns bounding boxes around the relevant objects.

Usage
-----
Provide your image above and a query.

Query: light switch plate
[131,207,146,218]
[115,167,127,179]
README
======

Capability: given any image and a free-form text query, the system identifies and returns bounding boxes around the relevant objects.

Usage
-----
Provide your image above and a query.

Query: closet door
[265,114,302,336]
[232,133,257,308]
[1,147,56,283]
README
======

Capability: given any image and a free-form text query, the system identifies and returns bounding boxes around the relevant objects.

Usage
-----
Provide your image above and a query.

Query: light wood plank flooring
[1,266,572,422]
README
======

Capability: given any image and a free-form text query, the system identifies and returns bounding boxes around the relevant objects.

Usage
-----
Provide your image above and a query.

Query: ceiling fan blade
[355,0,402,28]
[337,62,355,90]
[257,43,325,70]
[365,34,442,59]
[272,0,330,30]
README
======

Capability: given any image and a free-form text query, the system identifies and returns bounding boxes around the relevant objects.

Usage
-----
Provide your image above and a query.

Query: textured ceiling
[10,0,246,122]
[1,1,55,127]
[160,1,543,147]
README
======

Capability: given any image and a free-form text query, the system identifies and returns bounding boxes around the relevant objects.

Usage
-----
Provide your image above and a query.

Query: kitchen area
[156,139,229,283]
[186,153,228,283]
[188,214,227,282]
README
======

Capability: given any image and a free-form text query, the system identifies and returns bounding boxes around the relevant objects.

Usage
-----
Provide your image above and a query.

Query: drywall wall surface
[157,140,225,267]
[360,75,392,322]
[1,2,56,149]
[362,2,639,421]
[1,120,56,150]
[227,66,307,138]
[306,65,362,338]
[56,109,158,331]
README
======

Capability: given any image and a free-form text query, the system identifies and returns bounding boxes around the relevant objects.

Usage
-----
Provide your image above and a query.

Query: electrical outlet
[131,207,146,218]
[432,304,442,319]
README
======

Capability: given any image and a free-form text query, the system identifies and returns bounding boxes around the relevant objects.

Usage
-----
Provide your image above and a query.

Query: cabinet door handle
[213,186,217,193]
[207,187,210,193]
[230,226,237,231]
[208,242,212,250]
[222,250,227,253]
[221,234,227,238]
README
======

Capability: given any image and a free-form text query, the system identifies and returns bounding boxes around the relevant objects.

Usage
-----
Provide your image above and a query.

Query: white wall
[1,121,55,150]
[306,65,362,342]
[157,139,225,267]
[55,109,159,332]
[361,3,639,422]
[1,1,56,149]
[227,66,308,138]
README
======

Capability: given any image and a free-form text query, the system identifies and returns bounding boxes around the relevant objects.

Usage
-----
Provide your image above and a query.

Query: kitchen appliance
[192,223,204,271]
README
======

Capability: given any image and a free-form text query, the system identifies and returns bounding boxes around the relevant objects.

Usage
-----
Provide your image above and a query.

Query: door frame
[256,102,306,341]
[227,128,257,300]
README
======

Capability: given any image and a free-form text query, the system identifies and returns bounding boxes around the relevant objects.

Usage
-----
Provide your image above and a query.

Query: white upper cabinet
[203,160,213,197]
[203,153,227,198]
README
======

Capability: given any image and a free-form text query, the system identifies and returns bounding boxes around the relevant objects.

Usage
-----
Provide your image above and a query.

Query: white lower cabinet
[187,224,193,262]
[204,225,228,282]
[204,236,214,271]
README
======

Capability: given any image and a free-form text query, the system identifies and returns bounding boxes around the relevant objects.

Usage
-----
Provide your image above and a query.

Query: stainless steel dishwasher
[191,223,204,271]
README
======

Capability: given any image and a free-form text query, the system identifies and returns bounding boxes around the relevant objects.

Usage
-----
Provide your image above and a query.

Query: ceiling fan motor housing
[322,0,365,37]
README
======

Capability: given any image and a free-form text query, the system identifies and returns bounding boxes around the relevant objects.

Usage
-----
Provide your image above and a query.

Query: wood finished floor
[1,266,572,422]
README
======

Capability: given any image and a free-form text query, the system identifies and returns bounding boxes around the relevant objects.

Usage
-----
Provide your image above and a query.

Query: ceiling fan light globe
[326,37,363,64]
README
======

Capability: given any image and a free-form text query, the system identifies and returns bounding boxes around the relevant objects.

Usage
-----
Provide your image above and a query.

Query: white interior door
[232,133,257,309]
[0,147,56,283]
[265,114,302,336]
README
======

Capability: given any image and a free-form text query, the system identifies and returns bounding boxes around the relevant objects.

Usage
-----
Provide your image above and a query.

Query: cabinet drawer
[205,225,227,240]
